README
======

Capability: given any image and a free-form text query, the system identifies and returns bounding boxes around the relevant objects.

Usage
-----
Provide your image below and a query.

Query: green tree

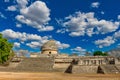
[0,33,14,64]
[93,51,108,56]
[102,52,108,56]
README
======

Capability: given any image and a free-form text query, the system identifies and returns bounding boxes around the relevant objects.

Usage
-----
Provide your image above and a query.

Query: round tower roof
[41,40,58,51]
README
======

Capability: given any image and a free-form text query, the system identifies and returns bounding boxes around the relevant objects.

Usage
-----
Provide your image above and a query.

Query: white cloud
[17,49,29,57]
[1,29,55,49]
[71,46,86,54]
[4,0,9,2]
[6,0,29,12]
[16,0,29,9]
[91,2,100,8]
[56,29,67,34]
[118,15,120,20]
[71,46,86,52]
[1,29,70,50]
[69,31,85,37]
[101,11,105,14]
[16,23,22,28]
[56,41,70,49]
[113,30,120,39]
[15,1,53,31]
[62,12,119,37]
[26,40,70,49]
[94,36,115,48]
[1,29,50,42]
[2,29,20,39]
[26,41,41,48]
[97,20,119,33]
[7,5,17,11]
[94,30,120,48]
[0,12,6,19]
[14,42,20,48]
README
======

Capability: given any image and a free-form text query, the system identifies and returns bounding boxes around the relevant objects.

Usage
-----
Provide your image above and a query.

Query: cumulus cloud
[16,0,29,9]
[0,12,6,19]
[94,30,120,48]
[14,42,20,48]
[71,46,86,52]
[16,23,22,28]
[1,29,50,42]
[7,6,17,11]
[26,40,70,50]
[6,0,53,31]
[91,2,100,8]
[26,40,70,49]
[118,15,120,20]
[15,1,53,31]
[101,11,105,14]
[56,41,70,49]
[62,12,119,37]
[6,0,28,11]
[4,0,9,2]
[1,29,69,50]
[26,41,41,48]
[17,49,29,57]
[71,46,86,55]
[94,36,115,48]
[56,29,67,34]
[113,30,120,39]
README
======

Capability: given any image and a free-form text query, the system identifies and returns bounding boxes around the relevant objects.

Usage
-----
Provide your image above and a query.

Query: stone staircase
[0,57,54,72]
[99,65,120,74]
[115,65,120,72]
[71,65,98,74]
[14,57,54,72]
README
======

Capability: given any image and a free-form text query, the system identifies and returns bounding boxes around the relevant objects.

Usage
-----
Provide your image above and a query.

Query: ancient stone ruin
[0,40,120,74]
[41,40,58,55]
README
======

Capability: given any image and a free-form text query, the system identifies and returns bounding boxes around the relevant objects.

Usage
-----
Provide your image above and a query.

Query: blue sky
[0,0,120,55]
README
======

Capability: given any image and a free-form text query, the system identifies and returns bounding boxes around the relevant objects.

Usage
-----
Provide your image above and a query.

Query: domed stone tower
[41,40,58,54]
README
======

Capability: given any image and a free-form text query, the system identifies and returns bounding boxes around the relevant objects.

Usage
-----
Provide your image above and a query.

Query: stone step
[99,65,120,74]
[0,57,54,72]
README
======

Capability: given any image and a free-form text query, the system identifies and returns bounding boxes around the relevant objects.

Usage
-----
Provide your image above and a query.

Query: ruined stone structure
[0,40,120,74]
[53,56,120,74]
[0,55,119,74]
[41,40,58,54]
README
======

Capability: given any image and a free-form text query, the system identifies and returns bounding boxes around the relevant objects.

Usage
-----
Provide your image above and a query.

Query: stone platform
[0,57,54,72]
[0,56,120,74]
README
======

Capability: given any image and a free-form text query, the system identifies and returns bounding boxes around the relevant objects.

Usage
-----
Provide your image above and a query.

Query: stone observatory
[41,40,58,54]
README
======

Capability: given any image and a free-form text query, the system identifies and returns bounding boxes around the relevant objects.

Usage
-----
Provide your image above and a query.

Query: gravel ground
[0,72,120,80]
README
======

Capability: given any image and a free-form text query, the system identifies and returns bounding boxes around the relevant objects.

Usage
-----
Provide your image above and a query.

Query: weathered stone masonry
[0,55,120,74]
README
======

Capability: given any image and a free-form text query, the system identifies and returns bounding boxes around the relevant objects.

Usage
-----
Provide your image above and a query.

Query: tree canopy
[0,33,14,64]
[93,51,108,56]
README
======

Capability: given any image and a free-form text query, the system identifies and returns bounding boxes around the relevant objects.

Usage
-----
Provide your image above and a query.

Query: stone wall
[115,58,120,65]
[41,50,58,54]
[53,56,120,73]
[78,56,115,65]
[116,65,120,72]
[53,56,75,72]
[53,56,116,72]
[72,65,98,74]
[99,65,120,74]
[0,56,119,74]
[0,57,54,72]
[14,57,54,72]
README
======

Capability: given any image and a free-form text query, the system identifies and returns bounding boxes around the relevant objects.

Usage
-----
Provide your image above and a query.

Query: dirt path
[0,72,120,80]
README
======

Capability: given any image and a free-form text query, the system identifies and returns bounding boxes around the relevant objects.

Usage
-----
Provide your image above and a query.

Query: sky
[0,0,120,55]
